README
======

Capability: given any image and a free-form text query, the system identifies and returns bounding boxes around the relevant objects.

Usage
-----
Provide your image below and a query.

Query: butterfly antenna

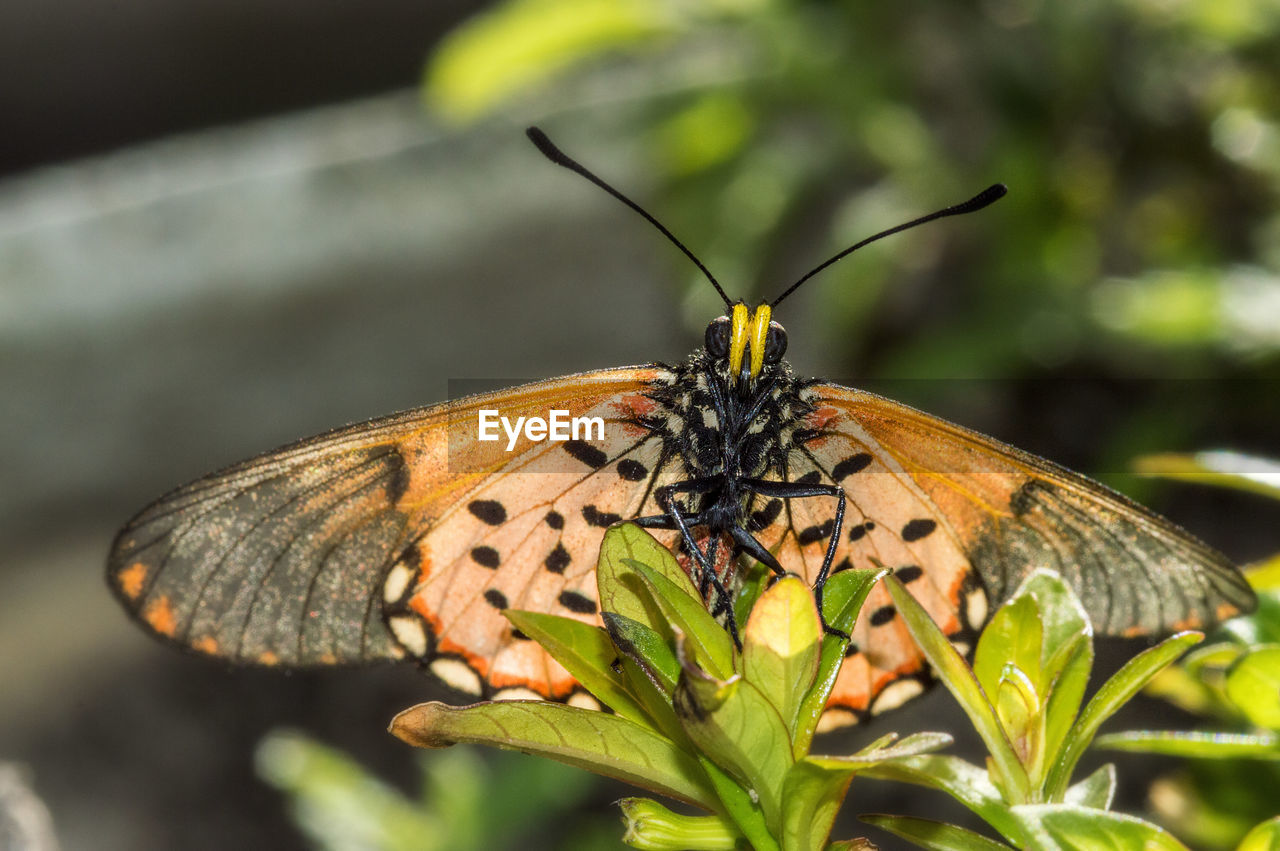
[527,127,733,309]
[770,183,1007,308]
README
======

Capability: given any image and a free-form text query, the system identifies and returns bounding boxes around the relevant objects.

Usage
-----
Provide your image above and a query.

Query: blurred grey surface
[0,93,687,850]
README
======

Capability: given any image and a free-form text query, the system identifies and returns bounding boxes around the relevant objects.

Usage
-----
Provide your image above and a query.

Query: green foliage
[391,524,943,850]
[1091,454,1280,848]
[255,730,608,851]
[863,570,1204,849]
[423,0,1280,412]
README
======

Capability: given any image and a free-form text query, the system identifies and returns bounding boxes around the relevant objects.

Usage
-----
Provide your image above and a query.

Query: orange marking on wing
[1121,625,1146,638]
[409,596,487,669]
[258,651,279,666]
[807,406,841,430]
[192,636,219,655]
[487,669,571,698]
[1216,603,1240,621]
[143,595,176,637]
[616,393,656,417]
[868,658,924,695]
[831,654,872,712]
[416,550,432,582]
[118,562,149,601]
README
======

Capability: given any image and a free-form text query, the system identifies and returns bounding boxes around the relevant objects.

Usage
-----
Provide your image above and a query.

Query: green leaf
[697,756,780,851]
[859,815,1014,850]
[973,595,1043,703]
[780,759,856,851]
[1045,631,1203,799]
[884,576,1030,803]
[1011,804,1192,850]
[1062,763,1115,809]
[858,755,1024,843]
[1134,451,1280,502]
[603,612,681,694]
[619,797,742,850]
[631,560,736,679]
[975,570,1093,783]
[1041,634,1093,770]
[1237,816,1280,851]
[808,731,954,769]
[1225,644,1280,728]
[673,666,793,832]
[505,610,651,726]
[1094,730,1280,759]
[795,567,888,752]
[389,701,718,810]
[424,0,674,120]
[597,525,699,640]
[741,576,821,745]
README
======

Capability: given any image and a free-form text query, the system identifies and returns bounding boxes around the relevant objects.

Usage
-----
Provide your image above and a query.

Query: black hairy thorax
[637,348,822,591]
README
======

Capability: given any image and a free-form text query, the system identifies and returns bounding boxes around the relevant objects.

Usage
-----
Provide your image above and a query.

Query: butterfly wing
[107,366,681,700]
[746,382,1254,726]
[810,384,1254,633]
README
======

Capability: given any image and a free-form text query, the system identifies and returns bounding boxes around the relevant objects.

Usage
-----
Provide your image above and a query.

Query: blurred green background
[0,1,1276,849]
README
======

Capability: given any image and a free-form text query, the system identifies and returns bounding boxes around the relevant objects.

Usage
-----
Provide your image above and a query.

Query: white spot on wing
[383,563,414,603]
[965,588,989,628]
[870,678,925,715]
[493,687,542,702]
[568,691,602,711]
[430,658,482,695]
[388,615,427,657]
[815,707,858,734]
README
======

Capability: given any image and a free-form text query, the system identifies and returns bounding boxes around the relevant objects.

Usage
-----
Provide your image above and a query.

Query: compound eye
[763,321,788,363]
[705,316,731,359]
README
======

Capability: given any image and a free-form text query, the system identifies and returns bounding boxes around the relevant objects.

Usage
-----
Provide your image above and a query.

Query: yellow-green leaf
[741,576,821,744]
[390,701,717,809]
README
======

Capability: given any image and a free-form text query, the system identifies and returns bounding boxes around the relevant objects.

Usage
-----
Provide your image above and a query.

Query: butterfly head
[704,302,788,389]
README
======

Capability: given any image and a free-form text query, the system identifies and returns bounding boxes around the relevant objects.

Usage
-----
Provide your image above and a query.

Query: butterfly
[107,127,1256,729]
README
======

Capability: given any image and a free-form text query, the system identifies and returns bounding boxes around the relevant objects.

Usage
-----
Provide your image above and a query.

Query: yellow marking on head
[727,303,750,380]
[118,562,149,601]
[748,303,772,380]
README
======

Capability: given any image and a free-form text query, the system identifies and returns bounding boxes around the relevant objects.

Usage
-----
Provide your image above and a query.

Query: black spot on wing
[582,505,622,528]
[470,546,500,569]
[468,500,507,526]
[384,448,410,503]
[564,439,608,469]
[558,590,598,615]
[544,543,570,574]
[749,498,783,532]
[848,522,874,541]
[484,589,509,610]
[1010,479,1048,517]
[895,565,924,583]
[902,518,937,542]
[869,605,896,627]
[832,453,873,480]
[798,519,834,546]
[617,459,648,481]
[545,510,564,530]
[796,470,822,485]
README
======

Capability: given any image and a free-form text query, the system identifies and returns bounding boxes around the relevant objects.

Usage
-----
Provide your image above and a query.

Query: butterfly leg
[634,480,742,646]
[741,478,849,638]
